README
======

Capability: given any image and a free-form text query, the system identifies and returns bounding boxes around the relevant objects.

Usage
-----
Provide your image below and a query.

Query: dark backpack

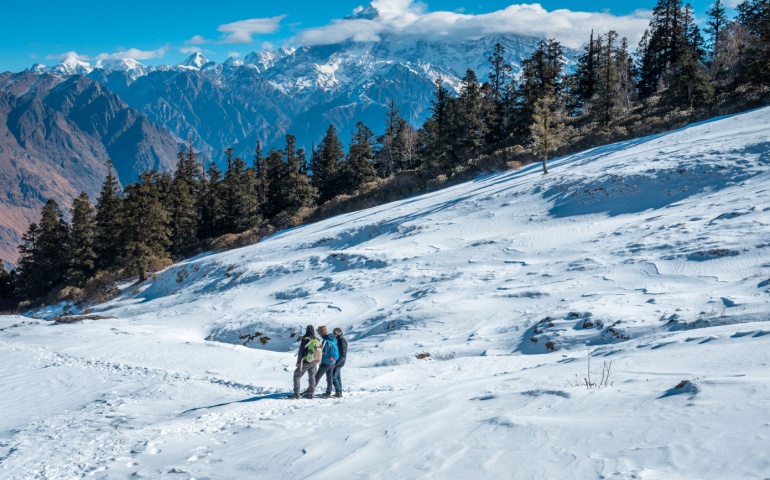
[323,336,340,363]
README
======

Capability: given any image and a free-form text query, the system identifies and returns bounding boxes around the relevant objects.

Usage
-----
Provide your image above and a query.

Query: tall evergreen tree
[0,260,15,309]
[223,148,252,233]
[422,76,452,170]
[706,0,729,60]
[121,172,171,281]
[516,39,565,137]
[735,0,770,85]
[635,0,680,98]
[312,125,345,203]
[282,135,317,212]
[198,161,226,240]
[530,94,566,175]
[17,200,69,298]
[171,141,203,257]
[94,161,123,270]
[573,30,600,112]
[662,4,714,108]
[377,100,405,177]
[487,42,513,142]
[265,147,286,218]
[451,69,488,166]
[347,122,378,192]
[253,142,269,214]
[67,192,97,286]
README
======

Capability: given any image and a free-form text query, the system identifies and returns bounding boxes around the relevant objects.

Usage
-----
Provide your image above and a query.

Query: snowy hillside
[3,108,770,478]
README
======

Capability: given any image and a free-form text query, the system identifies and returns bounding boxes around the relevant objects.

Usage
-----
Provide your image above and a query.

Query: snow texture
[3,108,770,478]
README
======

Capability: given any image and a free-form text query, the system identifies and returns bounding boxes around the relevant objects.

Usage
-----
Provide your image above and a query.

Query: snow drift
[2,107,770,478]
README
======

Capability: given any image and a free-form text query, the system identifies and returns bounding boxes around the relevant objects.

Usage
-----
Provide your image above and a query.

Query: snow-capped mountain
[35,33,573,160]
[94,58,148,80]
[179,52,210,70]
[49,55,94,76]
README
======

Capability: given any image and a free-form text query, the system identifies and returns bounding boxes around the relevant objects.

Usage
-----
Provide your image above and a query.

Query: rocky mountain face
[0,72,181,265]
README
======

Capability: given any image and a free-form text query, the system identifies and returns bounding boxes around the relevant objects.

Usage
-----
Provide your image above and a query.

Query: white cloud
[180,46,212,55]
[186,35,209,45]
[227,51,241,58]
[95,45,169,61]
[217,15,286,44]
[292,1,652,50]
[46,51,90,61]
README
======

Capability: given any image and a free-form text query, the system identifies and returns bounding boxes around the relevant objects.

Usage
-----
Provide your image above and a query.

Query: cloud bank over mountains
[293,0,652,49]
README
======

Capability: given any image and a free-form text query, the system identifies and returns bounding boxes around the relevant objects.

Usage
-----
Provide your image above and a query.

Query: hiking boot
[288,393,300,400]
[301,392,315,399]
[322,392,332,398]
[333,392,343,398]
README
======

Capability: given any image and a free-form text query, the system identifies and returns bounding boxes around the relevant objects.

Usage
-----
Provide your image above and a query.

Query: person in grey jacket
[332,327,347,398]
[290,325,320,399]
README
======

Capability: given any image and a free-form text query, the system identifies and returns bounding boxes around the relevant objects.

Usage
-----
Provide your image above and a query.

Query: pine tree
[17,200,69,298]
[516,39,566,137]
[282,135,317,212]
[0,260,15,309]
[121,172,171,282]
[572,30,600,113]
[394,121,419,171]
[347,122,378,192]
[94,161,123,271]
[706,0,729,61]
[265,147,286,218]
[487,42,513,142]
[253,142,269,214]
[198,161,226,240]
[662,4,714,108]
[223,148,252,233]
[312,125,345,204]
[422,77,452,170]
[377,100,404,177]
[67,192,97,286]
[451,69,488,165]
[594,31,626,125]
[530,94,566,175]
[736,0,770,86]
[171,141,203,257]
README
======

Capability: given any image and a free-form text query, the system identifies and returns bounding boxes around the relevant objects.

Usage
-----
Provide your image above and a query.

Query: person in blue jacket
[314,325,339,398]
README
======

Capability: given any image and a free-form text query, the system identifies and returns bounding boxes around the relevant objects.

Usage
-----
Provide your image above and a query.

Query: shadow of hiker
[180,392,288,415]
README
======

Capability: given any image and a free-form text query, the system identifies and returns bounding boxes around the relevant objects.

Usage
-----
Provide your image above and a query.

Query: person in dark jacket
[291,325,321,399]
[332,327,347,398]
[314,325,338,398]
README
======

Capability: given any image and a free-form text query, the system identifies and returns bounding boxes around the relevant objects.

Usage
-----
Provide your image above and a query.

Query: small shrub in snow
[415,352,431,360]
[545,341,557,351]
[176,269,189,284]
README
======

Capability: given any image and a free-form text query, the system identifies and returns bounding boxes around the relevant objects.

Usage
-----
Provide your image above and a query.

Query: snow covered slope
[3,108,770,478]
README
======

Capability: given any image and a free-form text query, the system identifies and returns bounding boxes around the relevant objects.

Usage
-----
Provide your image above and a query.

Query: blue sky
[1,0,732,72]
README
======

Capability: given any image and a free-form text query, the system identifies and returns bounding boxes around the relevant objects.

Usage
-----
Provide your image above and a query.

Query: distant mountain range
[1,32,578,265]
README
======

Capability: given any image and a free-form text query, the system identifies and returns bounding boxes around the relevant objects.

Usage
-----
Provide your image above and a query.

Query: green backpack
[305,338,322,363]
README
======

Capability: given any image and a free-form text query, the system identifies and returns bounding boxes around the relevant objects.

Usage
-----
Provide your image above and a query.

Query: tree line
[1,0,768,310]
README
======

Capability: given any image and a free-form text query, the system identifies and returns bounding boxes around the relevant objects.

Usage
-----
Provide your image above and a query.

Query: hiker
[291,325,321,399]
[314,325,339,398]
[332,327,347,398]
